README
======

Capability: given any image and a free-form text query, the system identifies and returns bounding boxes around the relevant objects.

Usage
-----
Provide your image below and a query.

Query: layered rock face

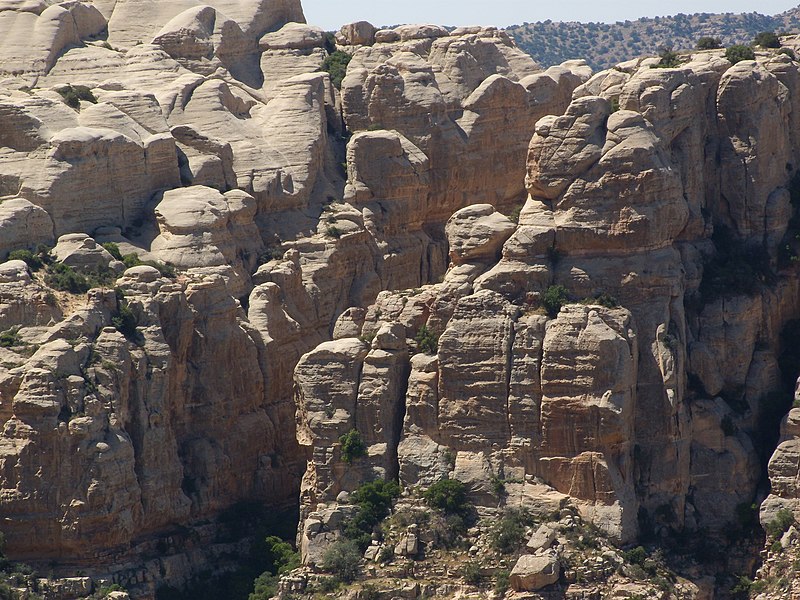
[0,0,597,594]
[295,49,800,556]
[5,0,800,594]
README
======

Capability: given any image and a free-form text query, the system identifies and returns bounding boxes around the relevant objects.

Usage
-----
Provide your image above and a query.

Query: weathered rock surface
[3,1,800,598]
[510,554,560,591]
[294,45,800,566]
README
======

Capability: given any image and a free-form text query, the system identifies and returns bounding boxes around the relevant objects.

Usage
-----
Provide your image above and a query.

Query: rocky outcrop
[295,46,800,562]
[5,0,800,597]
[0,1,597,594]
[0,267,301,571]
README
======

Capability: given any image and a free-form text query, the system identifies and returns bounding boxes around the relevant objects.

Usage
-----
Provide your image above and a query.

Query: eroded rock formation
[3,0,800,597]
[0,0,593,595]
[294,48,800,572]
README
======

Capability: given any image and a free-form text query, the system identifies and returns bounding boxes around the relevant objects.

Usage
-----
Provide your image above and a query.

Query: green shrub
[581,292,619,308]
[45,262,90,293]
[321,50,352,89]
[542,284,569,317]
[696,36,722,50]
[765,508,795,538]
[257,246,284,265]
[8,249,43,271]
[248,572,278,600]
[423,479,468,515]
[121,253,176,278]
[112,297,138,339]
[44,261,118,293]
[780,47,796,60]
[490,508,534,554]
[623,545,648,565]
[494,570,510,595]
[101,242,123,261]
[754,31,780,48]
[461,561,483,586]
[652,46,680,68]
[415,325,438,354]
[0,327,21,348]
[490,475,506,497]
[247,537,299,599]
[507,204,523,224]
[321,539,361,582]
[725,44,756,64]
[326,225,342,239]
[263,536,299,575]
[343,479,401,550]
[339,429,367,464]
[377,545,393,563]
[55,84,97,110]
[0,581,13,600]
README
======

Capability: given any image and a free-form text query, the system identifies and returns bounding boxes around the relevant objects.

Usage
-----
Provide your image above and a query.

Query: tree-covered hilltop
[507,6,800,69]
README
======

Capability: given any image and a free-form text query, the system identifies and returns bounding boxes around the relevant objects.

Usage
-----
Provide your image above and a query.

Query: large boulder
[510,554,560,591]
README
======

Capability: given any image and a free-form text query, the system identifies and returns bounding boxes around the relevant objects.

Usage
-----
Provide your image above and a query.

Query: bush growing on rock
[725,44,756,64]
[423,478,468,515]
[542,285,569,317]
[652,46,681,68]
[753,31,780,48]
[112,296,139,341]
[8,250,42,271]
[415,325,438,354]
[321,538,361,582]
[494,569,510,595]
[623,545,648,565]
[461,561,483,585]
[321,50,352,89]
[339,429,367,463]
[7,245,52,272]
[343,479,400,550]
[44,263,91,294]
[765,508,795,538]
[696,36,722,50]
[489,508,535,554]
[0,328,21,348]
[580,292,619,308]
[101,242,123,261]
[248,536,300,600]
[55,84,97,110]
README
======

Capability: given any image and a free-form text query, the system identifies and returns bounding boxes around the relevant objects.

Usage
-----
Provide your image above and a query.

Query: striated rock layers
[0,0,594,595]
[5,0,800,594]
[295,50,800,559]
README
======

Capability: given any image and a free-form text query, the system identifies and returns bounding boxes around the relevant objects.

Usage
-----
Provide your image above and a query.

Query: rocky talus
[0,0,595,596]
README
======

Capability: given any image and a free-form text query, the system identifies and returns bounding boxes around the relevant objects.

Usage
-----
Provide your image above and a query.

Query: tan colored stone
[510,554,560,591]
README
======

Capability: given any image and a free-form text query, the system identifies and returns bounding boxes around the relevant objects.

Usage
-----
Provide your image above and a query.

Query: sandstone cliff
[294,46,800,597]
[3,0,800,598]
[0,0,593,596]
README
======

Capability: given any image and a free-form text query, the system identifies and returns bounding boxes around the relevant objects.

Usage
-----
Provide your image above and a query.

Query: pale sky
[301,1,800,31]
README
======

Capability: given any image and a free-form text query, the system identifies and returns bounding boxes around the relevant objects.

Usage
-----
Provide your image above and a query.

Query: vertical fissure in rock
[505,308,519,442]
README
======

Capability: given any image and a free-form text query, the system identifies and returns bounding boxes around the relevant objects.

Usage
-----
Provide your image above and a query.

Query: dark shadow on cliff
[155,503,299,600]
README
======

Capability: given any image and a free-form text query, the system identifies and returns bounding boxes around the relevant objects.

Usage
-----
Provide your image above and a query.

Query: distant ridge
[506,5,800,69]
